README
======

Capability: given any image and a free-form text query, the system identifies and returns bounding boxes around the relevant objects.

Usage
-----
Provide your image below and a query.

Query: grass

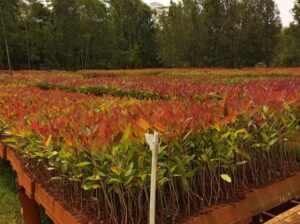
[0,159,53,224]
[0,159,23,224]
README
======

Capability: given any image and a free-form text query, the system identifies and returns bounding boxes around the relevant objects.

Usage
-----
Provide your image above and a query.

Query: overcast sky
[144,0,295,27]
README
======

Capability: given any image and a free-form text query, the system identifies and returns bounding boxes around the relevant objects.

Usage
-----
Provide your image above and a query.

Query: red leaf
[31,122,40,132]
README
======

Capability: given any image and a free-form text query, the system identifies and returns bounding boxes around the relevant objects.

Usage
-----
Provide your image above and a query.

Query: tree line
[0,0,300,70]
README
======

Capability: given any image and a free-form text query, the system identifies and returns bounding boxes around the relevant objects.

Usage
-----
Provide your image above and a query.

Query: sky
[144,0,295,27]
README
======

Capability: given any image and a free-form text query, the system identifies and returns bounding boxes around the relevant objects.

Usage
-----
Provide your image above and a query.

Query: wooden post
[17,181,41,224]
[145,131,159,224]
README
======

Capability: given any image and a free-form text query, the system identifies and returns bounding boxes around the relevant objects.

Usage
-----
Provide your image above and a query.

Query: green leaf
[83,184,101,190]
[263,105,269,114]
[141,174,149,182]
[76,161,91,167]
[45,135,52,146]
[174,156,185,173]
[181,177,189,191]
[111,166,122,176]
[1,138,17,143]
[50,151,58,157]
[122,125,131,142]
[236,161,248,166]
[47,167,55,171]
[269,138,278,146]
[59,149,72,159]
[159,145,168,152]
[221,131,231,139]
[221,174,232,183]
[97,171,106,177]
[235,148,251,160]
[125,163,134,177]
[125,176,134,186]
[87,175,101,181]
[183,130,193,141]
[158,177,170,186]
[200,154,208,162]
[50,176,62,181]
[235,129,248,135]
[170,165,177,174]
[108,178,121,184]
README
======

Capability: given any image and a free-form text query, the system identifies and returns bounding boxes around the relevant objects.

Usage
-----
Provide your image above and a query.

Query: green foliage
[0,0,158,70]
[293,0,300,25]
[157,0,281,68]
[0,0,297,69]
[36,82,170,100]
[274,26,300,66]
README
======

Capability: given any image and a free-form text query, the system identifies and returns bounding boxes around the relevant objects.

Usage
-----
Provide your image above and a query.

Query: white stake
[145,131,159,224]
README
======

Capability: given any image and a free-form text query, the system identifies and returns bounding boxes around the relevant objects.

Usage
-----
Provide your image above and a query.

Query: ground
[0,160,53,224]
[0,160,23,224]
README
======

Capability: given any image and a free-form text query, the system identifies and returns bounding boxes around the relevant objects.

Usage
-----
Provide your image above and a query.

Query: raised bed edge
[1,144,80,224]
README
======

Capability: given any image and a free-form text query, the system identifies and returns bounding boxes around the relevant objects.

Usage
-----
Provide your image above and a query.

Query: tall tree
[273,0,300,66]
[158,0,242,67]
[0,0,295,69]
[240,0,281,66]
[201,0,224,66]
[18,0,53,69]
[293,0,300,24]
[200,0,243,67]
[0,0,20,70]
[52,0,81,69]
[218,0,242,67]
[109,0,157,68]
[158,0,204,67]
[77,0,110,69]
[158,2,187,67]
[0,6,11,70]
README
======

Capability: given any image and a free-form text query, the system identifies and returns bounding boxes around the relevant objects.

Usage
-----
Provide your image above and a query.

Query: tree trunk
[0,7,12,71]
[24,21,31,70]
[85,37,90,69]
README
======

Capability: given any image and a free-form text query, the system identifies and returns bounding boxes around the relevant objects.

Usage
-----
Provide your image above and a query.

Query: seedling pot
[183,173,300,224]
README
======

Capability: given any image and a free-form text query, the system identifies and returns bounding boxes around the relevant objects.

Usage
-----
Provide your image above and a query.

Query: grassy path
[0,159,23,224]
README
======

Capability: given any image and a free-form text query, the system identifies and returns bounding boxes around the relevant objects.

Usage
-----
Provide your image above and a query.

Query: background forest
[0,0,300,70]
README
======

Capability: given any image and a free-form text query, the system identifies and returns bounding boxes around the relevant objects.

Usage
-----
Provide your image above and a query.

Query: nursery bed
[2,143,300,224]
